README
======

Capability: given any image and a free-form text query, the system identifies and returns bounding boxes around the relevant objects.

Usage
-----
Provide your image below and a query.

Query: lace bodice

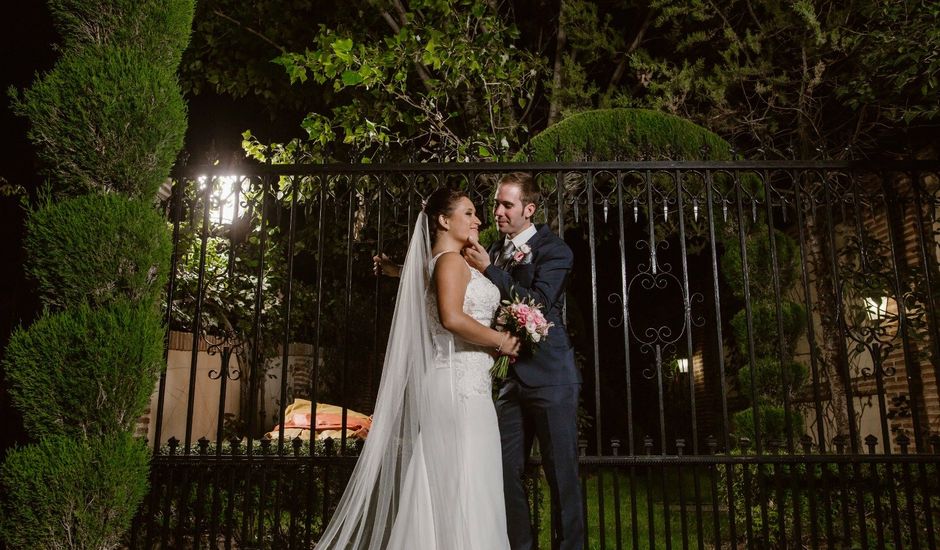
[427,252,501,399]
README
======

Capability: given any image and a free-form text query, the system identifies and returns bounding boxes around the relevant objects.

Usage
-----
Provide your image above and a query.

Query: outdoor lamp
[198,175,242,225]
[864,296,890,321]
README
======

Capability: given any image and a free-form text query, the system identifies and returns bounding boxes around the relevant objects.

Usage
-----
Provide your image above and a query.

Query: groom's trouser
[496,379,583,550]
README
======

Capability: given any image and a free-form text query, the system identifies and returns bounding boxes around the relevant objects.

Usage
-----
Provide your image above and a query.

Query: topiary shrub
[520,108,733,162]
[720,224,800,302]
[0,433,150,549]
[2,0,193,546]
[729,302,807,360]
[4,300,164,440]
[25,193,171,310]
[10,45,186,199]
[732,399,804,444]
[737,357,808,399]
[48,0,195,70]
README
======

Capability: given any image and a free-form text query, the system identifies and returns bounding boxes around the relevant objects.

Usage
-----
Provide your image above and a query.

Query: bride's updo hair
[424,187,469,244]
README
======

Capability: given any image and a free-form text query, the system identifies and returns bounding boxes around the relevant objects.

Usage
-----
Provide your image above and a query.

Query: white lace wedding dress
[314,213,510,550]
[385,251,510,549]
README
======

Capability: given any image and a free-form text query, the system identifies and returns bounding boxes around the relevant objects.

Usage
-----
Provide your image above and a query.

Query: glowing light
[198,175,242,225]
[677,358,689,374]
[865,297,890,321]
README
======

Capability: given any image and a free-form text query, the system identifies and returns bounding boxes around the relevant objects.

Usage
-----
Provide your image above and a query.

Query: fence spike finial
[929,434,940,454]
[864,434,879,455]
[896,432,910,454]
[706,435,718,454]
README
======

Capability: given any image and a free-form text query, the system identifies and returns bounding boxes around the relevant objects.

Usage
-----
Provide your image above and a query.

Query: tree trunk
[804,209,852,444]
[546,0,567,127]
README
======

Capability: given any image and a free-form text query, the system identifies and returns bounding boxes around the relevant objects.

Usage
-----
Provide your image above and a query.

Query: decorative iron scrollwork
[206,330,243,382]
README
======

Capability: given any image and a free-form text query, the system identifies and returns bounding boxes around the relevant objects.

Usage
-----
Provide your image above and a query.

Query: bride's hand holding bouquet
[490,296,554,380]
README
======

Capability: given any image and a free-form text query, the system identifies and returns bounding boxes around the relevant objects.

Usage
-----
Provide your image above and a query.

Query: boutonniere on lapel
[507,243,533,269]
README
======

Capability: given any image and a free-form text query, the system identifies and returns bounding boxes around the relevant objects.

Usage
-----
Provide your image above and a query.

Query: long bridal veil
[315,212,465,549]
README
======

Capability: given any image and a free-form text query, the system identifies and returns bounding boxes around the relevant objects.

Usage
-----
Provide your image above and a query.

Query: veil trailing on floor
[315,212,466,549]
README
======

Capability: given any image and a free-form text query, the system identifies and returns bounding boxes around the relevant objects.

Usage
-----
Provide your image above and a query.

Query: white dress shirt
[505,223,537,250]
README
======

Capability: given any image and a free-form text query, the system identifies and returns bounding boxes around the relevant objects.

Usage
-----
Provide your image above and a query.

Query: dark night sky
[1,4,57,455]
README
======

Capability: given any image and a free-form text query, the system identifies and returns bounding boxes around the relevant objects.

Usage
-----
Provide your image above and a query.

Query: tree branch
[602,9,653,104]
[369,0,434,92]
[547,0,567,126]
[389,0,410,28]
[212,9,286,53]
[378,9,401,33]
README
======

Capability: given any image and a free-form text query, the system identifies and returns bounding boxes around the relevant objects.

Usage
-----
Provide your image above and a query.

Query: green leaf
[478,145,492,157]
[332,38,353,54]
[341,70,364,86]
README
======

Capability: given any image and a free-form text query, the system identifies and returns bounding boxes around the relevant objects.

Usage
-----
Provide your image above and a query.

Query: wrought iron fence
[130,160,940,549]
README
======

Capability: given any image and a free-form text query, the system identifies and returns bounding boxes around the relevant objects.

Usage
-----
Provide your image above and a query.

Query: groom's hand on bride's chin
[461,238,490,271]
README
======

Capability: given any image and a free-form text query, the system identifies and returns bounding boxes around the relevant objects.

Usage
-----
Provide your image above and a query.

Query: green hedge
[729,301,807,359]
[4,300,164,440]
[519,108,733,162]
[0,433,150,549]
[737,357,808,398]
[11,45,186,199]
[720,225,800,302]
[732,400,804,444]
[48,0,195,69]
[25,194,171,310]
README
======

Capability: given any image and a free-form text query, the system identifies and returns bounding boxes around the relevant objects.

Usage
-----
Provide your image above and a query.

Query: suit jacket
[484,224,581,387]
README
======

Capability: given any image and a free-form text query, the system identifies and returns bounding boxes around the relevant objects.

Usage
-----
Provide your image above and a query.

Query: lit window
[677,358,689,374]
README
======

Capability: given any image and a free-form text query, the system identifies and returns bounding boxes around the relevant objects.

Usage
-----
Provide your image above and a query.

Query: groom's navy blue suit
[484,224,583,550]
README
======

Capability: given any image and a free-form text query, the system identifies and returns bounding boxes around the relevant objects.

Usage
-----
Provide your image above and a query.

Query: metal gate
[130,161,940,549]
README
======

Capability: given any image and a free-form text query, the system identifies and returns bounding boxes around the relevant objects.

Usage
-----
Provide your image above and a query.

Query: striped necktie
[498,240,516,268]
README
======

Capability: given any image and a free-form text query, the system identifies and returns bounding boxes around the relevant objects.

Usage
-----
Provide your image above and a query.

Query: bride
[316,188,519,549]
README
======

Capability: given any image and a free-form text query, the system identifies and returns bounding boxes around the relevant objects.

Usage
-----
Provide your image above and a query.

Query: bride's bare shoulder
[432,251,470,283]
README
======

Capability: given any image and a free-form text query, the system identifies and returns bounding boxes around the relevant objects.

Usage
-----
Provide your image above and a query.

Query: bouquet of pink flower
[491,295,554,380]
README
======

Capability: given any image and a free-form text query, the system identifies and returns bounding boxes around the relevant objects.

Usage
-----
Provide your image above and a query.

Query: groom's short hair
[499,172,540,209]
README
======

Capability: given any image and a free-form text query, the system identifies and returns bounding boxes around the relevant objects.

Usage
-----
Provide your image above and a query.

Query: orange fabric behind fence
[266,399,372,440]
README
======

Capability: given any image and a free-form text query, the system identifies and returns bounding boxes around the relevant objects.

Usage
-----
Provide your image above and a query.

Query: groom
[463,172,583,550]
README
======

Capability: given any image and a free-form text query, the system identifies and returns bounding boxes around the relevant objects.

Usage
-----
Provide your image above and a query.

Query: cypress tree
[1,2,194,547]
